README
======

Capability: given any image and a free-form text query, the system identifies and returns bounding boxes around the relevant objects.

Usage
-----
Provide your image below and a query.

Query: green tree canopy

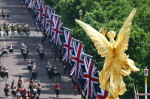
[44,0,150,98]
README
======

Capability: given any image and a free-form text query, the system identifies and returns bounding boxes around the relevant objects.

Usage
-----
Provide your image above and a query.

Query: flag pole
[52,13,61,18]
[72,38,82,43]
[136,85,139,99]
[83,53,93,58]
[63,27,73,31]
[134,84,137,98]
[72,38,84,52]
[49,7,54,10]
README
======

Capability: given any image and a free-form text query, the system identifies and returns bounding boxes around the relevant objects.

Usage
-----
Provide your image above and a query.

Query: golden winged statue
[75,8,139,99]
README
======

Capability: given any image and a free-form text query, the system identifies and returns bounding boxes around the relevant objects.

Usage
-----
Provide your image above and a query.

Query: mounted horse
[2,47,8,57]
[35,21,40,32]
[20,43,29,60]
[46,67,61,80]
[37,44,44,60]
[20,42,25,55]
[3,22,6,31]
[37,82,41,96]
[46,65,53,80]
[5,24,11,37]
[4,83,9,98]
[22,46,29,60]
[0,48,3,57]
[11,24,18,36]
[17,77,22,88]
[0,66,9,80]
[7,44,13,56]
[23,24,30,37]
[27,59,33,72]
[17,24,23,37]
[53,69,61,80]
[0,25,4,37]
[31,65,38,79]
[11,83,17,97]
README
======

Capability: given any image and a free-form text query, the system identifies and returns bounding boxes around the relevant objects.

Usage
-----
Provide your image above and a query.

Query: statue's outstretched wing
[75,19,113,57]
[114,9,136,53]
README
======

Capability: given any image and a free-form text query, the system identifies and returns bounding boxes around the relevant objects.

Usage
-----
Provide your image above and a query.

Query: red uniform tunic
[17,88,21,93]
[30,80,33,85]
[74,85,77,91]
[34,67,37,71]
[5,84,9,88]
[31,95,36,99]
[12,85,17,89]
[23,88,27,94]
[28,94,31,99]
[78,83,81,89]
[18,79,22,84]
[55,83,59,90]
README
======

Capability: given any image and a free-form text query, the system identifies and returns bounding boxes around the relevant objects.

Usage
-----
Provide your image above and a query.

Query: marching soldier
[55,83,60,98]
[18,76,22,88]
[4,81,9,97]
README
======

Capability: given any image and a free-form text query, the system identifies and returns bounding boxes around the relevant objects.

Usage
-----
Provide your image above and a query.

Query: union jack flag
[28,0,37,10]
[70,40,84,78]
[62,28,73,63]
[51,15,63,46]
[36,0,42,21]
[45,7,56,36]
[41,2,48,28]
[97,75,108,99]
[25,0,30,5]
[83,55,99,98]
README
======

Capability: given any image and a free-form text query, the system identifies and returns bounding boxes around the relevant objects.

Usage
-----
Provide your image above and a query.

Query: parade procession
[0,0,150,99]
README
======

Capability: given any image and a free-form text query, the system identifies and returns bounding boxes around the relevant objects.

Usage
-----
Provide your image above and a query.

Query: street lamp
[144,67,148,99]
[79,9,83,20]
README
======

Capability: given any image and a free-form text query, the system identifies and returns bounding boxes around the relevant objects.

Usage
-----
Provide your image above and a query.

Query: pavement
[0,0,81,99]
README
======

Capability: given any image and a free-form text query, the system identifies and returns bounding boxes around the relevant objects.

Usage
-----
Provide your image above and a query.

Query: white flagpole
[72,38,82,43]
[134,84,138,99]
[63,27,72,31]
[52,13,61,18]
[72,38,84,51]
[49,7,54,10]
[83,53,93,58]
[136,86,139,99]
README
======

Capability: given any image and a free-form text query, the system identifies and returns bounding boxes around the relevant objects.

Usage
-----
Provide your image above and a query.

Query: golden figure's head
[107,31,116,39]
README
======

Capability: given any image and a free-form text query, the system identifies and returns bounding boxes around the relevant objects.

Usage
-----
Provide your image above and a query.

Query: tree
[44,0,150,98]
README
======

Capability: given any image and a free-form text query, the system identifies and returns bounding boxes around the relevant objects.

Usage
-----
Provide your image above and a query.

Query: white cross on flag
[51,15,63,46]
[70,40,84,78]
[41,2,48,28]
[45,7,56,36]
[28,0,37,10]
[83,55,99,98]
[36,0,42,21]
[62,28,73,63]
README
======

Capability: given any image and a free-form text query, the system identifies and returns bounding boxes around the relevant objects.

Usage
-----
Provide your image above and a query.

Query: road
[0,0,80,99]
